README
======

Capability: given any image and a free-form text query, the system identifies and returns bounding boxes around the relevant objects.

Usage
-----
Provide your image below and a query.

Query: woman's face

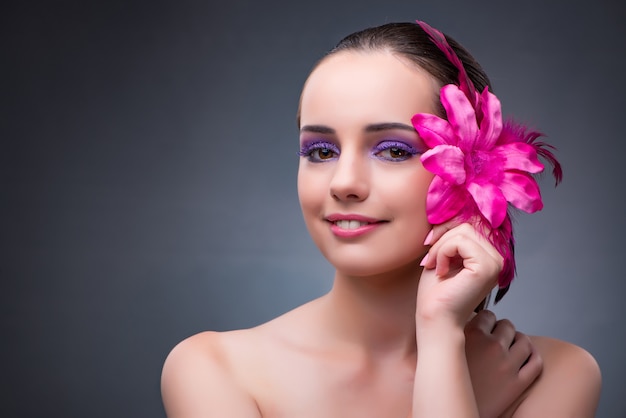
[297,51,439,277]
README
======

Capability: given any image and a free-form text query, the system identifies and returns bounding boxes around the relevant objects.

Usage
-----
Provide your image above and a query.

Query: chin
[324,250,423,279]
[307,222,428,278]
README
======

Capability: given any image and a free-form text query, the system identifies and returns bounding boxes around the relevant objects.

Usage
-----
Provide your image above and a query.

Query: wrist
[416,307,467,335]
[412,321,478,418]
[415,318,466,349]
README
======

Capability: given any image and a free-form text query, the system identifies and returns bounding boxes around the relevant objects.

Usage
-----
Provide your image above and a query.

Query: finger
[424,214,485,246]
[466,309,497,334]
[432,222,503,267]
[492,319,517,349]
[425,223,475,260]
[423,223,502,291]
[424,217,462,246]
[517,344,543,386]
[433,230,483,277]
[509,332,537,371]
[426,225,465,274]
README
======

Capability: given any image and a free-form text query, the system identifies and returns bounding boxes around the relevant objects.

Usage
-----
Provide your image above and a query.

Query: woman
[161,21,601,417]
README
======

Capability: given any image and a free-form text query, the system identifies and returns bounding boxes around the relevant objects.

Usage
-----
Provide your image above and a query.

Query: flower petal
[411,113,456,148]
[440,85,478,149]
[426,177,467,224]
[495,143,544,173]
[476,88,503,150]
[421,145,467,184]
[467,182,508,227]
[500,172,543,213]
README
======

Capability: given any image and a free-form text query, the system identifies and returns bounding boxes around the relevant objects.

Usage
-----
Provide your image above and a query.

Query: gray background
[2,0,625,417]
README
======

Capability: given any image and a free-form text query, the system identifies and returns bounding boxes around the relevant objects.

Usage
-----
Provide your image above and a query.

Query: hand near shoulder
[161,331,262,418]
[465,311,601,418]
[508,335,601,417]
[464,310,542,418]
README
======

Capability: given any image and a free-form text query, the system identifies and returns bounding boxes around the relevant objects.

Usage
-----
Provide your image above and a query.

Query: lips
[325,214,387,237]
[325,214,382,223]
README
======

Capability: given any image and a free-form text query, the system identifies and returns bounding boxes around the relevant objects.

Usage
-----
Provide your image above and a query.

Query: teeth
[335,220,370,230]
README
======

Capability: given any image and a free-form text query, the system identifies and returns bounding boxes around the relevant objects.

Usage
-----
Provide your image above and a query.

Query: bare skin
[161,50,601,417]
[161,298,600,417]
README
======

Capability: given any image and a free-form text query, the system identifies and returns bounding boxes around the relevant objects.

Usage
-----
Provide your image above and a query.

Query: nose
[329,149,369,202]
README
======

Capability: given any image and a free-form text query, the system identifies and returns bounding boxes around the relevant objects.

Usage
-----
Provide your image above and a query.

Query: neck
[322,261,422,358]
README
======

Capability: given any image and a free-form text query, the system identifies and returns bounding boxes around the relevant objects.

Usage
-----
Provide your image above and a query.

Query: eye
[298,141,339,163]
[380,147,410,159]
[373,141,420,162]
[312,147,336,161]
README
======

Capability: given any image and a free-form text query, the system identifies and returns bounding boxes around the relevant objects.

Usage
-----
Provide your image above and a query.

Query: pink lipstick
[325,214,387,238]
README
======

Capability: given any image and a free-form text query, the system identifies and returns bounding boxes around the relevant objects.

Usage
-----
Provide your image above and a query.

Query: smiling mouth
[333,220,371,230]
[331,220,389,230]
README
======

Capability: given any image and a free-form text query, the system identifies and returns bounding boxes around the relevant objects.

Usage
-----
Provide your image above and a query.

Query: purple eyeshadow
[371,140,421,155]
[298,140,339,157]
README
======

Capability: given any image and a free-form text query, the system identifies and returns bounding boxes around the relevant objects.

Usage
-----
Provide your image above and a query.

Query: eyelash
[371,140,421,161]
[298,140,420,163]
[298,141,339,162]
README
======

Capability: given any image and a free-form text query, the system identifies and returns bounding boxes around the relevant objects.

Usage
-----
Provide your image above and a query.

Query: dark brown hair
[297,22,491,125]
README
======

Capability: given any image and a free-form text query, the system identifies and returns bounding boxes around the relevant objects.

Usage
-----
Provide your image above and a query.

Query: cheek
[297,164,325,215]
[376,166,433,215]
[297,165,331,251]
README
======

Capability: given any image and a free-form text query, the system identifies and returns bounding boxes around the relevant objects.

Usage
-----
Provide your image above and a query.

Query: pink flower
[412,19,562,298]
[412,84,545,228]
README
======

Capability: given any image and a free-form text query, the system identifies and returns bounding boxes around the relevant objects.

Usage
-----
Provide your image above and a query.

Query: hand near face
[417,222,502,327]
[418,222,543,416]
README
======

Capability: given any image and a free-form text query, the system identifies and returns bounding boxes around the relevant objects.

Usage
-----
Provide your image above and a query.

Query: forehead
[300,51,439,129]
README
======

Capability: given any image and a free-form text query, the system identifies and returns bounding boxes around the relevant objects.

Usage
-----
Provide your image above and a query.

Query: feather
[416,20,477,108]
[415,20,563,303]
[525,137,563,186]
[501,121,564,186]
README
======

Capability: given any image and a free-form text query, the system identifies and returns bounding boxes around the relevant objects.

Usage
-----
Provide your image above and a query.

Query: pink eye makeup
[298,140,340,162]
[371,140,422,161]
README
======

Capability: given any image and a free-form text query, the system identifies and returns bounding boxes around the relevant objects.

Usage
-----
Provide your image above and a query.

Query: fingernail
[423,229,434,245]
[420,253,429,267]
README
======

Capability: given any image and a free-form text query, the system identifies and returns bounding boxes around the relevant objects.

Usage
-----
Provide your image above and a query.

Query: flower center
[466,150,490,180]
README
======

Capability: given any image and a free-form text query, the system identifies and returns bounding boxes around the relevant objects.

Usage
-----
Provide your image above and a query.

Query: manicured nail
[420,253,429,267]
[423,229,434,245]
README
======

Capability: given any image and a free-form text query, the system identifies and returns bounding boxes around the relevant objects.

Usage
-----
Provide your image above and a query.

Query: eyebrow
[300,125,335,134]
[364,122,416,133]
[300,122,416,134]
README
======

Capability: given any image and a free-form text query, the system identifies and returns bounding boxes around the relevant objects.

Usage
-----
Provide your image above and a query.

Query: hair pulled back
[298,22,491,123]
[331,22,489,88]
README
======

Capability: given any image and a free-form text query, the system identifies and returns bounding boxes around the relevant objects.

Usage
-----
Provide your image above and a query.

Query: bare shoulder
[512,336,601,417]
[160,299,324,417]
[161,330,262,418]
